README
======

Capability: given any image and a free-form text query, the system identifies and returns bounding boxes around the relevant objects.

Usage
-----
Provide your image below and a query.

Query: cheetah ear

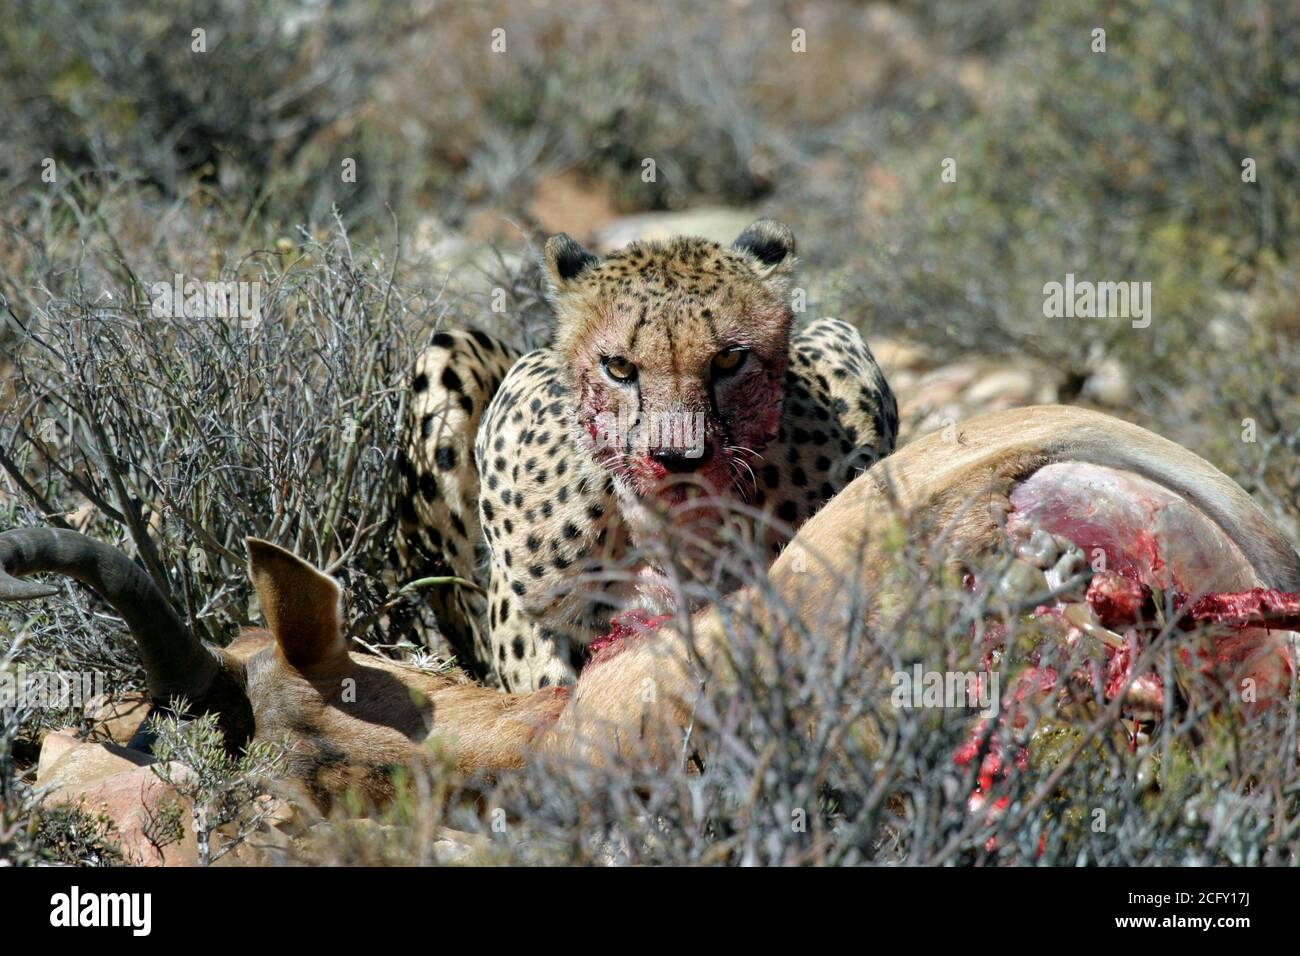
[542,234,601,293]
[246,537,347,670]
[732,220,796,278]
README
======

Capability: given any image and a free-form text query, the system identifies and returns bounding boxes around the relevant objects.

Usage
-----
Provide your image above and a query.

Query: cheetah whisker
[724,445,758,491]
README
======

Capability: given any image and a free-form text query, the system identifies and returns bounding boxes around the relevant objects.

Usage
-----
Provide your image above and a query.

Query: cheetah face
[543,221,797,504]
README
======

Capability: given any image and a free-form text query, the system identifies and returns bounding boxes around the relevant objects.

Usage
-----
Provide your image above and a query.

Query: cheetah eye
[602,355,638,384]
[711,347,749,377]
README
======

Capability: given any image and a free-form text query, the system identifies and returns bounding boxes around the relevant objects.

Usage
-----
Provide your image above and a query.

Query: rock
[870,337,932,374]
[898,360,1061,443]
[85,691,151,745]
[431,827,480,864]
[906,364,981,411]
[35,730,80,781]
[37,733,155,790]
[527,170,621,239]
[408,215,470,265]
[591,207,757,254]
[39,739,295,866]
[965,367,1042,407]
[463,207,533,245]
[1082,357,1133,406]
[406,215,530,302]
[42,759,196,866]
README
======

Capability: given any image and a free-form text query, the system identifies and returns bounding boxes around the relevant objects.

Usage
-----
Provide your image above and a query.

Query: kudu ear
[246,538,347,669]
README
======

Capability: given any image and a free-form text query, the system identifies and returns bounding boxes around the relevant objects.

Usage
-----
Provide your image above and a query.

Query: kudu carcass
[4,406,1299,810]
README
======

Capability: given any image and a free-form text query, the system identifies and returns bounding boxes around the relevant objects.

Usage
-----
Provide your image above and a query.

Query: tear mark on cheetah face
[543,221,797,506]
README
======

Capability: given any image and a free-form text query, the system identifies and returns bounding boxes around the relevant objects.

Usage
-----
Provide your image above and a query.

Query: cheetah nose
[650,447,711,473]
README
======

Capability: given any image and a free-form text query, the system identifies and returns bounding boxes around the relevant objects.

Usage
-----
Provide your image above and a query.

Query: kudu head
[0,529,566,807]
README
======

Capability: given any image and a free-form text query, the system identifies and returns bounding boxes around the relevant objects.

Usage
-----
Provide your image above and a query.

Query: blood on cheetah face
[543,220,797,504]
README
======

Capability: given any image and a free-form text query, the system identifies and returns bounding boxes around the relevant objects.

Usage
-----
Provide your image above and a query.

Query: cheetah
[395,220,898,691]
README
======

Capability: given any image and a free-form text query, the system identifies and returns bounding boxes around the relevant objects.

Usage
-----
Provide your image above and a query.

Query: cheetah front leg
[475,348,629,690]
[394,328,520,678]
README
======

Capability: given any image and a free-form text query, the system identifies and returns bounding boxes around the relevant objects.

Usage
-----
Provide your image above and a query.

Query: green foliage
[847,0,1300,383]
[0,0,415,226]
[27,804,126,866]
[149,701,290,865]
